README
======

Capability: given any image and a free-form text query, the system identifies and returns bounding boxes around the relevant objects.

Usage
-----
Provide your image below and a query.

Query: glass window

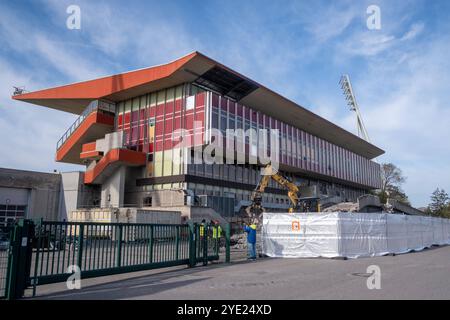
[211,107,219,129]
[175,85,183,100]
[205,164,213,177]
[166,88,175,102]
[163,150,172,176]
[150,92,157,106]
[157,90,166,105]
[220,110,227,134]
[154,152,163,177]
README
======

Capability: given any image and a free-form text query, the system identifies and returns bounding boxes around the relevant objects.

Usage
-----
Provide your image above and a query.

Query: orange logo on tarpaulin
[292,220,301,231]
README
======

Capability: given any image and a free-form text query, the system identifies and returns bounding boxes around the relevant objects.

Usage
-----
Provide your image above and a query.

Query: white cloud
[400,22,425,41]
[340,32,396,56]
[41,0,202,66]
[293,1,360,42]
[0,59,83,173]
[312,24,450,207]
[33,35,108,82]
[0,5,108,84]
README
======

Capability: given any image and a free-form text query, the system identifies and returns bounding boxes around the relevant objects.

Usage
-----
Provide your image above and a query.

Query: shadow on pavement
[31,256,269,300]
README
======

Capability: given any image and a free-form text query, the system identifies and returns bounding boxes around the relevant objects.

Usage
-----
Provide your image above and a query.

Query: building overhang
[12,51,384,159]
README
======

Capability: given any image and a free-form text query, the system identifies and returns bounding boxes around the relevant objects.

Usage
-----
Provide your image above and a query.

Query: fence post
[77,224,84,271]
[116,225,123,267]
[5,223,20,300]
[188,222,196,268]
[149,225,153,263]
[225,223,231,263]
[6,219,34,300]
[31,219,43,297]
[175,225,180,261]
[203,224,208,266]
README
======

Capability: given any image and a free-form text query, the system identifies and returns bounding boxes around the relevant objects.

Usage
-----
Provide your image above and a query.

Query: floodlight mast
[339,75,371,143]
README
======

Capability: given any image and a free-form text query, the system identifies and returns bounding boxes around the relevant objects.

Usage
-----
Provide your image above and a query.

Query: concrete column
[58,172,82,220]
[101,166,126,208]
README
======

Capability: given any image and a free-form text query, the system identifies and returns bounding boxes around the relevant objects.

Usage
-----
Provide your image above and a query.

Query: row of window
[137,182,365,210]
[0,204,26,226]
[114,84,381,189]
[209,93,381,189]
[115,84,205,153]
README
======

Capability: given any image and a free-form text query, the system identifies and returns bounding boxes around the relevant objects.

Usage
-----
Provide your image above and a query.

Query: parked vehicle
[0,233,9,251]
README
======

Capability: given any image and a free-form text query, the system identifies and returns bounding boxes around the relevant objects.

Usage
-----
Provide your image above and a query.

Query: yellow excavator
[245,164,320,221]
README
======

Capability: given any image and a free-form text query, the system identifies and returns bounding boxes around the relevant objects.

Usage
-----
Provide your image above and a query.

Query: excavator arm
[270,174,300,213]
[246,165,303,220]
[245,174,270,220]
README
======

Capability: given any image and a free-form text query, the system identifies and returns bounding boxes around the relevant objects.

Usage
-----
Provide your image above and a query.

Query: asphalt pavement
[30,245,450,300]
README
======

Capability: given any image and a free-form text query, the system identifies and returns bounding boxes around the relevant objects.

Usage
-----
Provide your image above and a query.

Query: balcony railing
[56,100,116,150]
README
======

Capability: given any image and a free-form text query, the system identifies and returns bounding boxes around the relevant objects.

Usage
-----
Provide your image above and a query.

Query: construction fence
[263,212,450,258]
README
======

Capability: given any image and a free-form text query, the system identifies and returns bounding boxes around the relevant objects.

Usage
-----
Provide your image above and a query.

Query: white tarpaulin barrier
[262,212,450,258]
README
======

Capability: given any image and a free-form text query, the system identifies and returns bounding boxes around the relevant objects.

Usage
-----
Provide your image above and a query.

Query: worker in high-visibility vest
[199,219,206,238]
[212,221,222,254]
[199,219,206,255]
[212,222,222,238]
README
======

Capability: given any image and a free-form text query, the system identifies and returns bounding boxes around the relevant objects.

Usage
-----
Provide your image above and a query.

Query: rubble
[322,202,359,213]
[230,232,263,255]
[230,233,247,249]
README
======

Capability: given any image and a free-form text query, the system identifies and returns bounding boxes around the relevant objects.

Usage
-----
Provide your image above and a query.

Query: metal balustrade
[56,100,116,150]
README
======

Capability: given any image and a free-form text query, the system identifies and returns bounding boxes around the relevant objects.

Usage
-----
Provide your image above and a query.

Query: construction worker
[199,219,206,255]
[212,221,222,254]
[199,219,206,238]
[212,221,222,238]
[243,222,257,260]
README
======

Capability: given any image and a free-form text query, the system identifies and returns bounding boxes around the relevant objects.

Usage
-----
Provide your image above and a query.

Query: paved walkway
[30,246,450,300]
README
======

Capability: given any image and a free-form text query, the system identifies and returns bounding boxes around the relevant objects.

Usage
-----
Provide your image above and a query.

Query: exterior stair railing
[56,100,116,150]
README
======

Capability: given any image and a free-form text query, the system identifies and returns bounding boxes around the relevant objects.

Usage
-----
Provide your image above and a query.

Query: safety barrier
[2,219,230,299]
[263,212,450,258]
[56,100,116,150]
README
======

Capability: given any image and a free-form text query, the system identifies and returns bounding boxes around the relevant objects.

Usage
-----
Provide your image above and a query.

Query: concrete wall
[147,205,227,225]
[125,188,186,208]
[0,186,29,204]
[101,166,126,207]
[96,131,125,154]
[0,168,61,221]
[59,172,81,221]
[59,172,100,220]
[387,199,424,216]
[150,190,185,207]
[69,207,181,224]
[123,166,146,206]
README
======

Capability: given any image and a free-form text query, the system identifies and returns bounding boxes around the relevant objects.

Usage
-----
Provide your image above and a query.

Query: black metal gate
[2,220,230,299]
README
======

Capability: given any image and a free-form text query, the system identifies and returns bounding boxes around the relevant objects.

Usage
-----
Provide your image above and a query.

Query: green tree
[428,188,450,218]
[376,163,409,205]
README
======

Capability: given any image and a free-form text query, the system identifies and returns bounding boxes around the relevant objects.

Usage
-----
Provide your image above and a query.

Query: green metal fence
[2,220,229,299]
[0,251,7,298]
[0,226,12,298]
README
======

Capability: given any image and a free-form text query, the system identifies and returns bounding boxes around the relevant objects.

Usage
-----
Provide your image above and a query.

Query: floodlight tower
[339,75,371,143]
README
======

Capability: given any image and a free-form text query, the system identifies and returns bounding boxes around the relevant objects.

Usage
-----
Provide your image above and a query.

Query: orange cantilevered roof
[12,51,204,114]
[12,51,384,159]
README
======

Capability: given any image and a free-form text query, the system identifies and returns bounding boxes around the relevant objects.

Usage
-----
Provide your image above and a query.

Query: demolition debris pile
[262,212,450,259]
[230,232,263,253]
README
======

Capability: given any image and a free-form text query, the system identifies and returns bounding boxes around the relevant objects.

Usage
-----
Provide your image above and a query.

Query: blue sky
[0,0,449,207]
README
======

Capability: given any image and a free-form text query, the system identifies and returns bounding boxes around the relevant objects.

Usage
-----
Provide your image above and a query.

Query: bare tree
[377,163,409,205]
[427,188,450,217]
